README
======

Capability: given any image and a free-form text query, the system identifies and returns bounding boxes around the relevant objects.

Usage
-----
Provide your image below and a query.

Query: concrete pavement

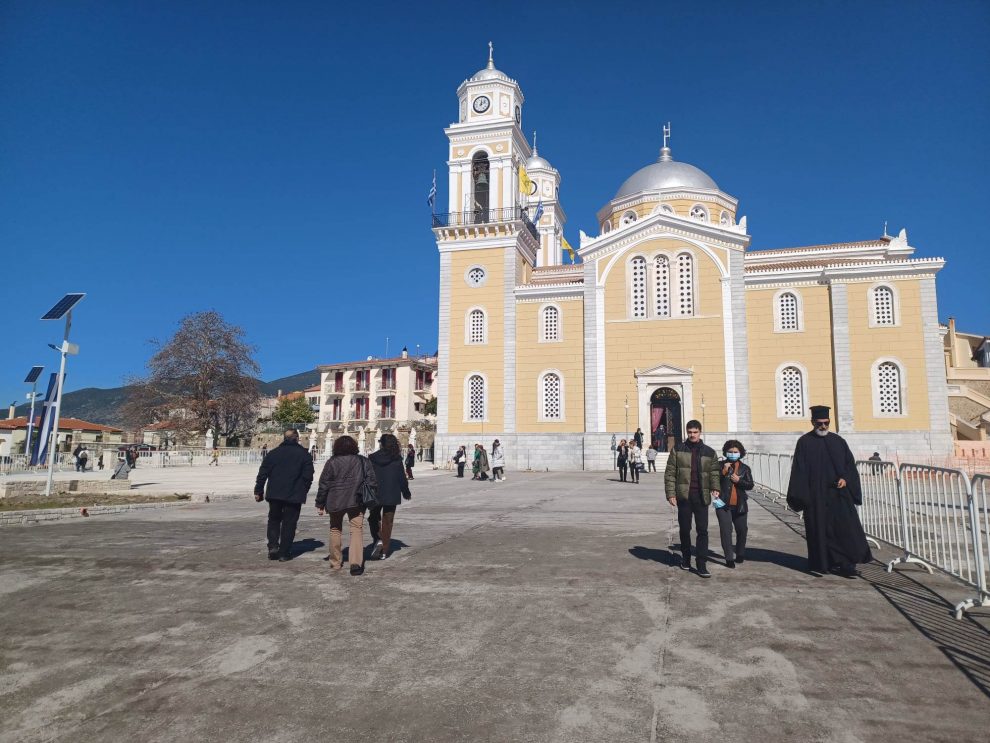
[0,469,987,742]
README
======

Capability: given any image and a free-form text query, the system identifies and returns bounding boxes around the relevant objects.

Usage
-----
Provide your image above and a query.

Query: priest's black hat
[809,405,831,420]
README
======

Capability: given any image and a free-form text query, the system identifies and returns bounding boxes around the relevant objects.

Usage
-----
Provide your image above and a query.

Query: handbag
[357,456,380,509]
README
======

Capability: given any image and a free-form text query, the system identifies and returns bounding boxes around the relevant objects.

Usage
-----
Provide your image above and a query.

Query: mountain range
[11,370,321,427]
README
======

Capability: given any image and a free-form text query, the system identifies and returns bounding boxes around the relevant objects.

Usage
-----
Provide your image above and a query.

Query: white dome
[614,148,719,198]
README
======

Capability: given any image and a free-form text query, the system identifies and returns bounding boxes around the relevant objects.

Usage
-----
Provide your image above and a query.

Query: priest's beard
[815,429,828,437]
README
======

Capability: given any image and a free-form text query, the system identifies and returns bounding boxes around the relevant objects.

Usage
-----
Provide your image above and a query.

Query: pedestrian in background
[633,428,644,450]
[254,429,314,562]
[476,444,490,481]
[491,439,506,481]
[665,420,720,578]
[316,435,375,576]
[616,439,629,483]
[367,433,411,560]
[715,440,753,568]
[453,445,467,477]
[628,441,641,483]
[405,443,416,480]
[646,446,658,472]
[209,447,219,466]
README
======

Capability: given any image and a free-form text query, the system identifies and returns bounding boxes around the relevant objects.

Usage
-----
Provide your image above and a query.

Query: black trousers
[647,460,657,472]
[618,463,627,482]
[267,500,302,557]
[677,494,709,567]
[630,463,640,483]
[456,463,465,477]
[715,506,747,562]
[367,504,397,542]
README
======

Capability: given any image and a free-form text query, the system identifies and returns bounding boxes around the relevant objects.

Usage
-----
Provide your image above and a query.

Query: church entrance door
[650,387,682,453]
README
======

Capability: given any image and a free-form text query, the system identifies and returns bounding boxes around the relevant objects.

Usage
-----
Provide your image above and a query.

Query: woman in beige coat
[316,435,377,576]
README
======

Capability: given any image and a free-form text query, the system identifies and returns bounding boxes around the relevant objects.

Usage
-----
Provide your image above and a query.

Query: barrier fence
[748,451,990,620]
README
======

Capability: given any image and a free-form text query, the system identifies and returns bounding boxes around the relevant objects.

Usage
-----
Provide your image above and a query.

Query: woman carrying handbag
[316,435,378,576]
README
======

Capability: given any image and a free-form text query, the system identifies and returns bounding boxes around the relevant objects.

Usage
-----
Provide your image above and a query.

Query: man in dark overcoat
[254,429,314,562]
[786,405,872,577]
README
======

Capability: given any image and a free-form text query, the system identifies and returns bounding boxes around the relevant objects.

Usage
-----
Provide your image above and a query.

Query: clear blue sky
[2,1,988,409]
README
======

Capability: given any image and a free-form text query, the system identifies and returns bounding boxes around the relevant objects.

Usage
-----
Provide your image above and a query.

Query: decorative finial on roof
[883,220,889,238]
[532,130,538,156]
[487,41,494,69]
[659,122,673,162]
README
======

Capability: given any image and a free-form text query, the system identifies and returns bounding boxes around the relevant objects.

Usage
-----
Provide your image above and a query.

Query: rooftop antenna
[487,41,494,69]
[660,122,672,161]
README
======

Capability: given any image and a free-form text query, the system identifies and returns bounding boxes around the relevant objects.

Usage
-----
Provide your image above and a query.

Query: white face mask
[815,428,828,437]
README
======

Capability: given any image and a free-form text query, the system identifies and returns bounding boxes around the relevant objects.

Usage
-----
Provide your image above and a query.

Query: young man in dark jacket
[664,420,721,577]
[254,429,315,562]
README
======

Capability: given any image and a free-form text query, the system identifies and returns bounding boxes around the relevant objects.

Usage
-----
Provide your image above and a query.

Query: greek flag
[534,198,544,223]
[30,372,60,466]
[427,170,437,212]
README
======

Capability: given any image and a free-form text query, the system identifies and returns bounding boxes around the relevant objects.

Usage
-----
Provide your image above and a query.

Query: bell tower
[524,132,567,267]
[433,45,540,441]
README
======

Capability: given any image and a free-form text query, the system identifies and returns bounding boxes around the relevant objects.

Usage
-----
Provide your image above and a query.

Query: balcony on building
[324,382,345,396]
[349,380,370,394]
[376,380,397,395]
[431,205,539,242]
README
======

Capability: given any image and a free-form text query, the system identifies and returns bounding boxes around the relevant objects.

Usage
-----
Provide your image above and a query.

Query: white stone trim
[537,369,565,422]
[635,365,694,439]
[721,276,738,430]
[867,281,900,328]
[538,302,563,343]
[728,249,751,431]
[464,264,488,287]
[464,306,488,345]
[627,253,649,319]
[830,282,854,432]
[871,357,908,418]
[689,203,710,223]
[775,361,810,419]
[772,288,804,333]
[596,285,607,432]
[598,231,728,287]
[920,277,951,434]
[620,210,638,227]
[463,372,489,423]
[437,253,452,433]
[503,248,517,433]
[581,213,750,261]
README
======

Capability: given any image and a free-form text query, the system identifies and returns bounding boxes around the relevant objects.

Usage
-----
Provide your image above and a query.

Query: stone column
[829,282,854,432]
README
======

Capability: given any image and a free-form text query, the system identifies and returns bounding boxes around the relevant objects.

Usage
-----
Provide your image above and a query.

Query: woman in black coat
[715,439,754,568]
[368,434,412,559]
[404,444,416,480]
[616,439,629,483]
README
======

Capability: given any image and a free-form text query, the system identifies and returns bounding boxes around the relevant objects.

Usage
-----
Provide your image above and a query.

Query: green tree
[424,396,437,415]
[272,396,316,428]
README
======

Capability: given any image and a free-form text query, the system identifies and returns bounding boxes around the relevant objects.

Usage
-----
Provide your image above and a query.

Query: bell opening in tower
[471,152,490,224]
[650,387,682,452]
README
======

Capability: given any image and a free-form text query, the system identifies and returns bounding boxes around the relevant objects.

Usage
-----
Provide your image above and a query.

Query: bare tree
[124,311,261,442]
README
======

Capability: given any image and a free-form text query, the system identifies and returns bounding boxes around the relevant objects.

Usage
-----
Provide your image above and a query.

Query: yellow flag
[518,166,532,195]
[562,236,576,262]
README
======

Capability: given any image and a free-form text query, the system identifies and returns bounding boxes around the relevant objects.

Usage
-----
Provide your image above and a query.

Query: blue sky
[1,1,988,409]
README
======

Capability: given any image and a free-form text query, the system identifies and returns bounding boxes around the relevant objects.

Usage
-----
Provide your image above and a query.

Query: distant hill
[13,369,322,427]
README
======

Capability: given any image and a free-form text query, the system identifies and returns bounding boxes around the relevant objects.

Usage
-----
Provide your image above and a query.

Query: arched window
[620,210,637,227]
[471,151,490,224]
[631,256,647,318]
[875,361,904,415]
[601,221,612,234]
[540,372,563,420]
[689,204,709,222]
[871,285,896,326]
[676,253,695,316]
[654,255,671,318]
[778,366,806,418]
[541,305,560,342]
[466,308,486,344]
[719,210,731,226]
[466,374,486,421]
[660,203,675,215]
[778,291,799,331]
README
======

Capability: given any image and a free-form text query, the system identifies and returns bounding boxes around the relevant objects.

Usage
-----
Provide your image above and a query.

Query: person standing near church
[405,444,416,480]
[633,428,644,450]
[786,405,872,577]
[616,439,629,483]
[628,441,641,483]
[715,440,753,568]
[491,439,506,481]
[645,446,658,472]
[254,429,315,562]
[665,420,720,578]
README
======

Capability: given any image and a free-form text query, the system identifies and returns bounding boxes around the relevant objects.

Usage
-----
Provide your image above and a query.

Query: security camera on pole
[41,293,85,497]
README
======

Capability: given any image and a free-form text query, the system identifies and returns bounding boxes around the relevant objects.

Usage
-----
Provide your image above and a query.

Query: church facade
[432,50,951,470]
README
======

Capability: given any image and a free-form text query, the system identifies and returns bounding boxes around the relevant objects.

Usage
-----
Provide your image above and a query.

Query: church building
[432,48,952,470]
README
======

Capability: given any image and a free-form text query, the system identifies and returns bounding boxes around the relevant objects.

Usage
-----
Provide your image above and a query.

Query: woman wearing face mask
[714,440,754,568]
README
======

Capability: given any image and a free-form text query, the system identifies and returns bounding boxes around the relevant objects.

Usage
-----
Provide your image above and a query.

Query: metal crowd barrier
[750,451,990,619]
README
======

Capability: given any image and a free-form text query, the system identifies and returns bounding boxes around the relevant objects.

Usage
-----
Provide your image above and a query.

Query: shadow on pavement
[289,538,324,557]
[629,545,678,566]
[860,563,990,698]
[738,547,808,573]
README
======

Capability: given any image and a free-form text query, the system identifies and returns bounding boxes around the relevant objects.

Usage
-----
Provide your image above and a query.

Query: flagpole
[44,311,72,497]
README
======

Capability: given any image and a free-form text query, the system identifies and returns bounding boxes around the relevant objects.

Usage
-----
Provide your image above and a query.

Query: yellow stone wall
[600,239,729,431]
[746,285,836,431]
[847,279,930,430]
[447,248,505,434]
[515,299,585,432]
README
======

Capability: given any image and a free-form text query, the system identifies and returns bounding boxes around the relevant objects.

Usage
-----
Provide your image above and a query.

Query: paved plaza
[1,465,988,742]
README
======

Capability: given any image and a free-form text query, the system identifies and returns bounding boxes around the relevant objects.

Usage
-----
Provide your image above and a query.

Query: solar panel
[41,293,86,320]
[24,366,44,383]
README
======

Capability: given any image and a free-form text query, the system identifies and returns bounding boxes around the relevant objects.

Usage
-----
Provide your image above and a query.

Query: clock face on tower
[473,96,490,114]
[515,105,521,124]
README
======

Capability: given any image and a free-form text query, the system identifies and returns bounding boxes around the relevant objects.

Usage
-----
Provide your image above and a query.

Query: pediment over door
[635,363,693,379]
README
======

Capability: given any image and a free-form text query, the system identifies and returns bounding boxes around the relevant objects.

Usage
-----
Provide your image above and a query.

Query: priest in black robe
[786,405,872,577]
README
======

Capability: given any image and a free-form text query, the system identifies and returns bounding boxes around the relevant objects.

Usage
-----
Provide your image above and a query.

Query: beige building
[944,317,990,444]
[315,348,437,450]
[431,50,953,469]
[0,416,124,458]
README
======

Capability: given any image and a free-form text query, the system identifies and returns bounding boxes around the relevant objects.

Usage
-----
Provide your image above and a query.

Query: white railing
[749,452,990,619]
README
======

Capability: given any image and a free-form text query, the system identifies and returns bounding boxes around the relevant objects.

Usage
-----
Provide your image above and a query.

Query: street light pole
[624,395,629,438]
[44,315,74,497]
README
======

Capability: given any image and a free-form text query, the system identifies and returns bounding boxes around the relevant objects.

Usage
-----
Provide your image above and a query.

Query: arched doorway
[650,387,681,452]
